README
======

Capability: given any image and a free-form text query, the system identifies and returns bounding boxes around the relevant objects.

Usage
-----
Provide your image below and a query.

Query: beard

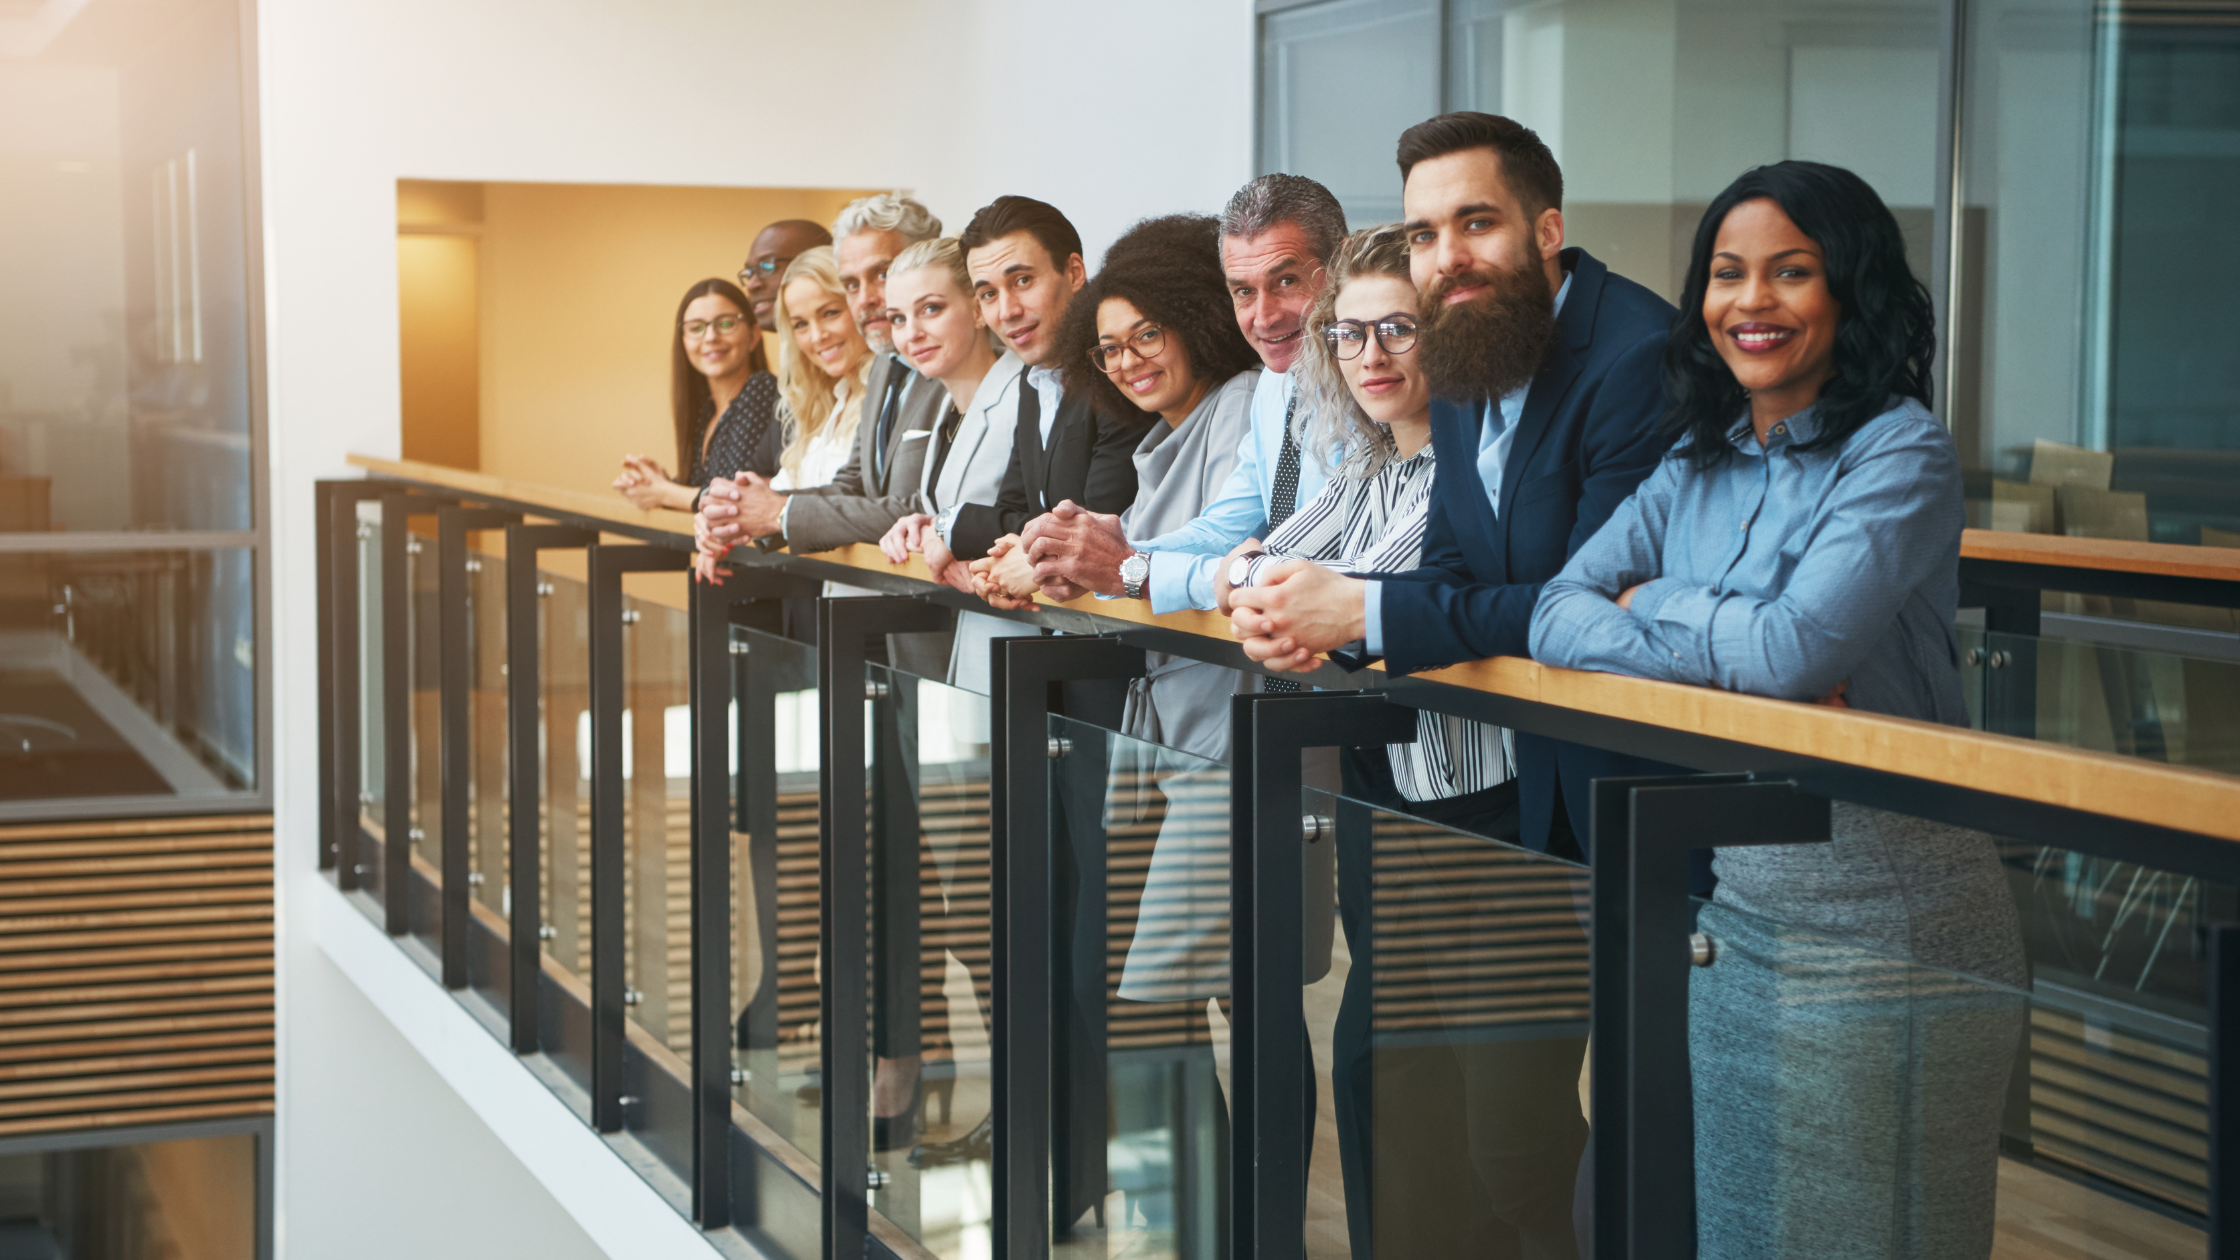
[1415,248,1559,401]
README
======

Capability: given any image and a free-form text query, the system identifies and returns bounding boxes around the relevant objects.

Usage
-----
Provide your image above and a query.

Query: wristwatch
[1119,550,1150,600]
[1228,551,1268,590]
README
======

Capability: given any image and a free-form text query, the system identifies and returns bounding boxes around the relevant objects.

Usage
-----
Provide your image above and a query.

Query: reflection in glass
[0,1132,258,1256]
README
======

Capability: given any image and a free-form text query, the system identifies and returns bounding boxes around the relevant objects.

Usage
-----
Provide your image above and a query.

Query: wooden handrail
[1961,527,2240,581]
[347,455,2240,842]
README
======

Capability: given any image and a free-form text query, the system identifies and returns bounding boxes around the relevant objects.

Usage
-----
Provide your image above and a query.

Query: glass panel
[862,660,995,1259]
[0,546,256,804]
[1960,626,2240,772]
[620,585,691,1180]
[354,503,384,910]
[1956,0,2240,549]
[1687,806,2209,1253]
[0,1132,258,1255]
[1258,0,1442,226]
[464,544,510,1019]
[0,0,257,534]
[1293,768,1591,1259]
[538,565,593,1101]
[1048,714,1232,1260]
[733,624,823,1169]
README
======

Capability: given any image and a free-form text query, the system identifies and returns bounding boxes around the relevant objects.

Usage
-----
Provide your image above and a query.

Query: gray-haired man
[1019,173,1348,612]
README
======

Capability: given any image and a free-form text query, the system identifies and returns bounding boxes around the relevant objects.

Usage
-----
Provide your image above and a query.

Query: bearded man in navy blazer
[1231,111,1677,855]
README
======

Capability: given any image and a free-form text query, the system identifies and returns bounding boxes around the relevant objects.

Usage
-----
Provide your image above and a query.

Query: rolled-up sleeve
[1528,458,1696,682]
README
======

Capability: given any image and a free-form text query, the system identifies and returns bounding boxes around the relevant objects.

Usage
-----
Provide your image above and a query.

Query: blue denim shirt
[1528,396,1967,724]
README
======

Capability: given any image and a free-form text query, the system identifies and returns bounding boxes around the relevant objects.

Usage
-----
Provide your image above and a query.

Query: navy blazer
[1376,247,1678,851]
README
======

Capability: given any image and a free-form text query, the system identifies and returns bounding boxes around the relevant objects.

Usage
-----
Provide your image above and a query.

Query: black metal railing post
[438,506,519,990]
[1229,690,1416,1260]
[502,525,598,1053]
[1587,775,1829,1260]
[989,635,1145,1260]
[587,542,691,1133]
[381,492,451,935]
[816,595,951,1260]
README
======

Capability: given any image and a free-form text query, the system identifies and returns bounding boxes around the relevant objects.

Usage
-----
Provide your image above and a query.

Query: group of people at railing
[605,109,2025,1259]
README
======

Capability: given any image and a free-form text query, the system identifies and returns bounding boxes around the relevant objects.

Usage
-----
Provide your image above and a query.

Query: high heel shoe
[909,1113,991,1168]
[872,1077,922,1152]
[927,1071,956,1129]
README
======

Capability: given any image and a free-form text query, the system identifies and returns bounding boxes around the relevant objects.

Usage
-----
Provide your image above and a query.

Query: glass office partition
[0,0,265,816]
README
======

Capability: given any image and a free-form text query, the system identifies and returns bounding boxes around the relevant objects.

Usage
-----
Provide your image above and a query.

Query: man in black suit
[949,198,1156,606]
[1231,113,1681,1258]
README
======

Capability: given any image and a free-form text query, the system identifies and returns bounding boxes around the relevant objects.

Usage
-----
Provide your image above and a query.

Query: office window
[0,0,264,815]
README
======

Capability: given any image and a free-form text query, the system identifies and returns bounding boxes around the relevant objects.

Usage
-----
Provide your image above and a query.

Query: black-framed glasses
[1322,316,1420,360]
[736,255,796,286]
[1090,324,1166,373]
[682,315,746,339]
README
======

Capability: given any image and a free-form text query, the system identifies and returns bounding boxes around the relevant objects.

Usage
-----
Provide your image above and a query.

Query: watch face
[1229,556,1253,588]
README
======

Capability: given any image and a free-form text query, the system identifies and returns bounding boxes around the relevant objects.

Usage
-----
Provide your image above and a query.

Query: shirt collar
[1728,403,1825,452]
[1486,268,1574,418]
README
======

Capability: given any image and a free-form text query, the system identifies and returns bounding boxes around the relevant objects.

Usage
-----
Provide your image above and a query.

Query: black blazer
[1375,247,1678,852]
[950,384,1155,561]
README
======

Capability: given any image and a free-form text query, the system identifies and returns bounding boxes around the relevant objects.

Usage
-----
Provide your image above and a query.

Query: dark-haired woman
[613,278,780,513]
[1531,162,2024,1259]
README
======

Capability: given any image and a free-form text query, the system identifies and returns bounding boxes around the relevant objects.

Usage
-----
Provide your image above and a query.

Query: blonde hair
[1294,223,1416,479]
[773,246,871,481]
[889,236,969,298]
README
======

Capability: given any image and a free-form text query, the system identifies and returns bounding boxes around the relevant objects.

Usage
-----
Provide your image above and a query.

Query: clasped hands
[877,513,975,593]
[690,473,788,584]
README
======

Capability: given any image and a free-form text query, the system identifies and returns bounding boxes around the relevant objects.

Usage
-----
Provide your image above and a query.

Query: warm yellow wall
[397,232,482,470]
[476,182,875,496]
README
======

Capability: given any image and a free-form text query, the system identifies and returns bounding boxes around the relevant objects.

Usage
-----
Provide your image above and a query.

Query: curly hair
[1293,224,1415,479]
[1056,214,1259,416]
[1666,161,1935,465]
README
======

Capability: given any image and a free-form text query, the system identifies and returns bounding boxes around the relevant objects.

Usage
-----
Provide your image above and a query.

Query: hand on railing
[880,513,932,563]
[692,500,735,585]
[1023,500,1127,600]
[922,532,976,594]
[613,454,689,512]
[1229,559,1369,672]
[968,536,1041,610]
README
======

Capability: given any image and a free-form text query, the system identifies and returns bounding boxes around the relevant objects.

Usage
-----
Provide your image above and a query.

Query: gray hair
[1217,173,1346,267]
[832,193,942,246]
[1293,223,1416,479]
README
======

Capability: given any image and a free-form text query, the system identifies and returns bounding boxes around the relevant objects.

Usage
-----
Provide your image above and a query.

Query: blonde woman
[693,246,872,580]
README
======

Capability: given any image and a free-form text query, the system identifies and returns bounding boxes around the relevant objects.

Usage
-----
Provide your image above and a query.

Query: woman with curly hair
[1531,162,2025,1259]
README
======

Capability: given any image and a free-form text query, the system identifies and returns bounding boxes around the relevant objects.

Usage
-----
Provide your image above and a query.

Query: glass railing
[317,467,2240,1260]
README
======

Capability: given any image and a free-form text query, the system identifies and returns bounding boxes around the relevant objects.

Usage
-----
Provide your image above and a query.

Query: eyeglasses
[1322,316,1419,361]
[683,315,746,339]
[1091,324,1166,374]
[736,255,796,286]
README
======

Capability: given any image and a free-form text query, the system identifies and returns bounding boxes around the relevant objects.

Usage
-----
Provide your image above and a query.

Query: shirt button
[1773,424,1786,435]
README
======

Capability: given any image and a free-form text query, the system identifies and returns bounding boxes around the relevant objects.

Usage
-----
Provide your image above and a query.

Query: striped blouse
[1237,430,1515,803]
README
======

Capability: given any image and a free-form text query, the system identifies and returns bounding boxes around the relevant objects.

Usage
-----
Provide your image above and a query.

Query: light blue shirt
[1364,272,1570,654]
[1130,369,1334,613]
[1528,397,1968,723]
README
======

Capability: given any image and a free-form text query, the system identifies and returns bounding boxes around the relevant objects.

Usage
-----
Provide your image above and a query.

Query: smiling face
[886,265,984,387]
[1703,197,1840,418]
[1331,275,1427,428]
[836,227,912,354]
[1095,295,1199,422]
[742,222,827,332]
[1221,222,1325,375]
[968,230,1085,367]
[785,275,870,382]
[681,292,753,382]
[1401,147,1563,307]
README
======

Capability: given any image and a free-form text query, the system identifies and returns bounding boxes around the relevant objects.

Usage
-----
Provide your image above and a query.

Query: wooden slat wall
[0,814,274,1138]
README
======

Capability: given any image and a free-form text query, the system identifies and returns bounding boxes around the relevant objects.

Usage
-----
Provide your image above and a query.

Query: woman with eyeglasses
[613,278,781,513]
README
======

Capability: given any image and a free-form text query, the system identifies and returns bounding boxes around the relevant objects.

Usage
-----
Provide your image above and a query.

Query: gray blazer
[920,351,1023,519]
[783,353,948,555]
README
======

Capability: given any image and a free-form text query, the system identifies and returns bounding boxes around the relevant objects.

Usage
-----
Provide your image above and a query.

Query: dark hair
[1055,214,1259,415]
[670,278,767,475]
[1665,161,1935,464]
[959,195,1084,275]
[1395,112,1563,217]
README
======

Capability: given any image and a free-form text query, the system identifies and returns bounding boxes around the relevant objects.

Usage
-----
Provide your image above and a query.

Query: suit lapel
[1430,396,1505,582]
[1491,251,1605,559]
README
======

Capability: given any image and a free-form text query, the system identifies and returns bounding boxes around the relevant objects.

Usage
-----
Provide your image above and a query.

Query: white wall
[260,1,1255,1255]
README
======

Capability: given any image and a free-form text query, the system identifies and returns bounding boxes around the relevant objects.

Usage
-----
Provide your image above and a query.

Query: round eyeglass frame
[1091,324,1167,374]
[1322,316,1420,361]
